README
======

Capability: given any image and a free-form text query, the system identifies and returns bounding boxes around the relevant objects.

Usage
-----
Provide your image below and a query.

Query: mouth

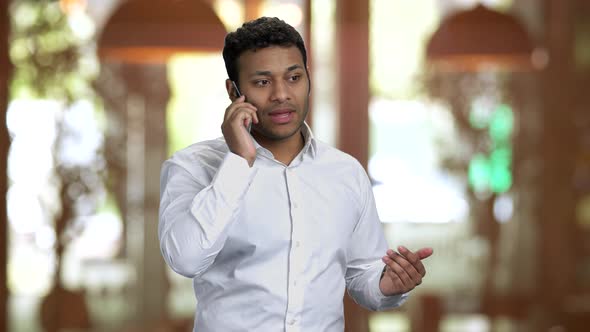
[268,109,295,124]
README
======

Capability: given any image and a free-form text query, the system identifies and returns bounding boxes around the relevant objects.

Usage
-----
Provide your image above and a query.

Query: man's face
[236,46,310,142]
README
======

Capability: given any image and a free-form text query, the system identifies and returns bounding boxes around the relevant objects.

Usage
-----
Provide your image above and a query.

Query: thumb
[417,247,433,260]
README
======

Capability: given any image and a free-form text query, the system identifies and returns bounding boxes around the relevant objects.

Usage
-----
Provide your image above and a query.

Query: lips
[268,109,295,124]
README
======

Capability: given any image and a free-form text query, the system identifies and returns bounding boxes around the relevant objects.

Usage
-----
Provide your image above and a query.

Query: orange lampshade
[98,0,227,63]
[426,4,536,71]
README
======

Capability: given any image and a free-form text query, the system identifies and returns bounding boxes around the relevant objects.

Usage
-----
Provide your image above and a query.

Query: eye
[289,75,301,82]
[255,79,270,87]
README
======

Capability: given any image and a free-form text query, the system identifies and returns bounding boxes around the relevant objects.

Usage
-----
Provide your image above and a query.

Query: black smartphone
[231,81,251,132]
[231,80,242,98]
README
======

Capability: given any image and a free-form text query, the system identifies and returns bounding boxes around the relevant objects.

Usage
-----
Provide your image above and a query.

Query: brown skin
[222,46,309,166]
[221,45,433,297]
[379,246,433,296]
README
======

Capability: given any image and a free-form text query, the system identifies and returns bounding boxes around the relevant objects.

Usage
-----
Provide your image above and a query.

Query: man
[159,17,433,331]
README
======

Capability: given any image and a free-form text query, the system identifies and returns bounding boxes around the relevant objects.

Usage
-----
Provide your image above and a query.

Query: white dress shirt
[159,124,407,332]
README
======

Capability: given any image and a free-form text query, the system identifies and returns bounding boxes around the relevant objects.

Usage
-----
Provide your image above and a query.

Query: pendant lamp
[426,4,536,71]
[98,0,227,63]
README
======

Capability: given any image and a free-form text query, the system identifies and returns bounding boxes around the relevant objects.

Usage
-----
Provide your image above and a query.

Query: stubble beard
[252,98,309,142]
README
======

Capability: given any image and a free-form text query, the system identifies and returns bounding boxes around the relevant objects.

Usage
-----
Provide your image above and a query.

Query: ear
[225,79,236,101]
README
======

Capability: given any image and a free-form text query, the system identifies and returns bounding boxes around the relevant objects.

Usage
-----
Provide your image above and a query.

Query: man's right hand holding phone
[221,95,259,167]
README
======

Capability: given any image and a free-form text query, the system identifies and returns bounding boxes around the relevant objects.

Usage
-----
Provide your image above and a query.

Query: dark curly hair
[222,17,308,84]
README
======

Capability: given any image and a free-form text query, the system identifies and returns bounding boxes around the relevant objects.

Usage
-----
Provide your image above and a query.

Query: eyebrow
[287,64,303,72]
[252,64,304,77]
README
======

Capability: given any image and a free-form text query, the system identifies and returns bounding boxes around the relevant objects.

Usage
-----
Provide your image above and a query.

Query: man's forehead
[237,46,304,73]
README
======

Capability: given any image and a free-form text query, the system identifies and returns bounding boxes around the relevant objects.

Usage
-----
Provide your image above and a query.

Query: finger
[385,269,413,293]
[251,108,259,124]
[224,95,245,119]
[236,110,258,131]
[229,107,258,126]
[383,267,407,292]
[397,246,432,274]
[243,109,259,127]
[224,104,257,123]
[387,249,419,273]
[222,111,255,137]
[393,250,426,277]
[417,247,434,260]
[391,246,433,261]
[224,99,257,121]
[387,249,420,272]
[382,256,414,288]
[387,252,423,283]
[384,263,414,291]
[397,246,426,276]
[397,246,420,265]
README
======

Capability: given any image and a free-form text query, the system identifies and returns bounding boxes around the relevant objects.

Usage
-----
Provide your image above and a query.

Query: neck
[253,130,305,165]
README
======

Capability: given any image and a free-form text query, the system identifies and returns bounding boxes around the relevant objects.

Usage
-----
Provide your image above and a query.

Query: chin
[270,128,300,140]
[257,122,303,141]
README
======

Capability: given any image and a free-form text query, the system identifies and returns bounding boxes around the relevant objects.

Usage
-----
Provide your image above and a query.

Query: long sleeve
[344,167,408,311]
[158,152,257,278]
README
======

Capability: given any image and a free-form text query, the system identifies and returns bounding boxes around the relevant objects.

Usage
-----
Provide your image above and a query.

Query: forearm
[159,190,238,277]
[158,153,257,278]
[344,165,411,310]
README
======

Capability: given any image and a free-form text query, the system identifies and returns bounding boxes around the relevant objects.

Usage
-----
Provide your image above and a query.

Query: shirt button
[293,202,298,208]
[288,319,296,325]
[295,241,301,248]
[293,280,298,286]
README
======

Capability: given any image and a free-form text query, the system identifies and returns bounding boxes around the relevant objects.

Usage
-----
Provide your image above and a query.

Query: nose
[270,81,289,103]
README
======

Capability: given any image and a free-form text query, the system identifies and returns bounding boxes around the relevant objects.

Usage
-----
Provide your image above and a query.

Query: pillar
[336,0,371,331]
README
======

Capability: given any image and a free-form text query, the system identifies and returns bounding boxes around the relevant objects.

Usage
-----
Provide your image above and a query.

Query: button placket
[285,166,305,327]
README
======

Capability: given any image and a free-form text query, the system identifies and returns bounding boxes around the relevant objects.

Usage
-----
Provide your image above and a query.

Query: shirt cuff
[369,263,410,310]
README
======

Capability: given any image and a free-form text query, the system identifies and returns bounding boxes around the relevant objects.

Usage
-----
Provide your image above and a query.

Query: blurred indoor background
[0,0,589,331]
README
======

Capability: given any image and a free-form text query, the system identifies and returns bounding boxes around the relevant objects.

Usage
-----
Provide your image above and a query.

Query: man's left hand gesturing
[379,246,433,296]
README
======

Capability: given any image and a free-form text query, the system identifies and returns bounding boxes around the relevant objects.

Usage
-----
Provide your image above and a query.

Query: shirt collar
[253,122,318,160]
